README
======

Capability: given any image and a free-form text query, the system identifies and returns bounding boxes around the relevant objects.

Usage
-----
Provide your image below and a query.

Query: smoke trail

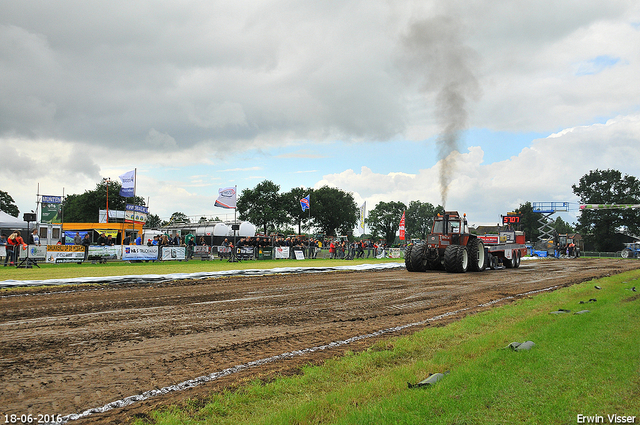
[402,16,481,208]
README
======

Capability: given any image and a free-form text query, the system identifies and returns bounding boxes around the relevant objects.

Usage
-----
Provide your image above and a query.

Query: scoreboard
[502,214,522,225]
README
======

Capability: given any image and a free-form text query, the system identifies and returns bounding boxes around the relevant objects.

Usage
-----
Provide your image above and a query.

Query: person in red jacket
[4,232,17,266]
[5,231,25,266]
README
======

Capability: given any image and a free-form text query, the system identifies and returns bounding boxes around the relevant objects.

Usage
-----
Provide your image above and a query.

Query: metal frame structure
[532,202,570,241]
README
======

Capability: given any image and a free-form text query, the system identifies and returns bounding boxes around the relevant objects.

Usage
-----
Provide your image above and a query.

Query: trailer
[477,231,528,269]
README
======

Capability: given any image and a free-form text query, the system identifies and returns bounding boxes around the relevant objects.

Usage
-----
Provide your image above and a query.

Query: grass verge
[136,270,640,424]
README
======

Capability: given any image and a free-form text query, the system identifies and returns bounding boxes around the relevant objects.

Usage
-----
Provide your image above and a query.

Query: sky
[1,0,640,231]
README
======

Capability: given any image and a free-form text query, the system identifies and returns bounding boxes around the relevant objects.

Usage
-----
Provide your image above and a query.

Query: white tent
[0,210,28,231]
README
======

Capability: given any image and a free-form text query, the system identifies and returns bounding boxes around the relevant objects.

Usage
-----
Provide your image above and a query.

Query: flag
[300,194,310,212]
[359,202,366,233]
[399,211,406,240]
[215,187,237,209]
[119,170,135,197]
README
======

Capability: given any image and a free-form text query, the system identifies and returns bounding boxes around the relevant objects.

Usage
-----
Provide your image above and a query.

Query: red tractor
[405,211,486,273]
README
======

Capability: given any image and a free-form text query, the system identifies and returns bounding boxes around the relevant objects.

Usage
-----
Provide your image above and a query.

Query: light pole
[103,178,111,223]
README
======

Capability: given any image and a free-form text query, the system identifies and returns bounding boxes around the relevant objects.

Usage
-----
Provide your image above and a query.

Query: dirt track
[1,258,639,424]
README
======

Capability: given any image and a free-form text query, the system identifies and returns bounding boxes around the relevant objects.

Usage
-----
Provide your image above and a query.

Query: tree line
[2,169,639,251]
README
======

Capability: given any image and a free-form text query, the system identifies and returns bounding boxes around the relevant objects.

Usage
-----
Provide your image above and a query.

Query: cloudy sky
[2,0,639,229]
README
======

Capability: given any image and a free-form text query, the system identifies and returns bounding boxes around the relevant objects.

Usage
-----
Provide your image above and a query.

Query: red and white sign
[399,211,406,240]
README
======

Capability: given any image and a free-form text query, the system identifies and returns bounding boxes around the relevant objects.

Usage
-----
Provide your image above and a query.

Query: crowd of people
[1,228,394,264]
[1,229,41,266]
[328,240,384,260]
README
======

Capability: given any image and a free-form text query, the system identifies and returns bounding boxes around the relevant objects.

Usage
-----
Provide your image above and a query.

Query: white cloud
[319,113,640,226]
[2,1,640,227]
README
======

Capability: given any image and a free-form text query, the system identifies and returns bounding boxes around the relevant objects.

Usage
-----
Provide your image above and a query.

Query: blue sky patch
[575,55,621,76]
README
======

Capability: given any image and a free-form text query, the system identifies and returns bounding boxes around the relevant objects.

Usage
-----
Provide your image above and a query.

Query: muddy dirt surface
[1,258,639,424]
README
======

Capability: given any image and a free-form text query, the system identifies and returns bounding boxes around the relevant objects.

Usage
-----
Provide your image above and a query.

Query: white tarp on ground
[0,262,405,288]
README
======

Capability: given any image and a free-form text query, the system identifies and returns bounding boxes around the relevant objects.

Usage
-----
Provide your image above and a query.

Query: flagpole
[131,168,136,244]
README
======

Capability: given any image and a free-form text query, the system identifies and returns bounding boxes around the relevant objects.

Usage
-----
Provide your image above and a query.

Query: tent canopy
[0,210,28,231]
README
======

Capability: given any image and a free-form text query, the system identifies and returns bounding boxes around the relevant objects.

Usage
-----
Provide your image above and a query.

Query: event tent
[0,210,28,232]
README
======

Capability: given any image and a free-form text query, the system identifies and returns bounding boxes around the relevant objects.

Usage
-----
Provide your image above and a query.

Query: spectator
[1,233,9,266]
[187,236,196,259]
[135,234,142,245]
[73,231,81,245]
[82,233,91,260]
[31,229,42,246]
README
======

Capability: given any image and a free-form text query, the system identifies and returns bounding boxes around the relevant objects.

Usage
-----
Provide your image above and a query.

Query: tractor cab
[431,211,467,235]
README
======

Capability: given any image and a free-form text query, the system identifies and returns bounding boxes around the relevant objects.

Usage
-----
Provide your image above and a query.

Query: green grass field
[133,270,640,425]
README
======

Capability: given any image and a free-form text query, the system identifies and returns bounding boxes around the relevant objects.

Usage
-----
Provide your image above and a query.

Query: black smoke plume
[402,16,481,208]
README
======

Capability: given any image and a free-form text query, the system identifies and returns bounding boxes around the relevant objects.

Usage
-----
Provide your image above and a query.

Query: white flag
[359,201,366,233]
[215,187,237,209]
[119,170,135,197]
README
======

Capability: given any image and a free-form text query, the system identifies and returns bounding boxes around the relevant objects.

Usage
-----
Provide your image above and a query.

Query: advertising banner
[160,246,185,261]
[46,245,85,263]
[388,248,402,259]
[257,247,273,260]
[95,230,119,239]
[217,246,231,258]
[88,245,121,260]
[193,245,210,258]
[123,245,159,261]
[18,245,48,261]
[0,246,5,257]
[63,231,89,245]
[41,195,62,223]
[294,250,305,260]
[237,246,254,260]
[125,204,149,224]
[275,246,289,259]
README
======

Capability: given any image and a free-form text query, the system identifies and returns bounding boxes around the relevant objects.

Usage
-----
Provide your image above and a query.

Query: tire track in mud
[1,259,638,424]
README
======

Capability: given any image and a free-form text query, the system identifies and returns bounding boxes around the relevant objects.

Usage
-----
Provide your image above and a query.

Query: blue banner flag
[300,194,310,212]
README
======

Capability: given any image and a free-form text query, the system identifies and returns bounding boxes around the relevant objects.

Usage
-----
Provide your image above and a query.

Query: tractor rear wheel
[410,243,428,272]
[444,245,468,273]
[513,251,521,268]
[622,248,633,259]
[404,244,415,271]
[467,238,486,272]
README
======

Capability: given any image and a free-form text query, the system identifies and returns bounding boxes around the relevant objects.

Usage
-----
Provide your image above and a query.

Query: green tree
[63,180,146,222]
[0,190,20,217]
[310,186,358,237]
[405,201,443,240]
[515,202,542,241]
[282,187,313,234]
[169,212,190,224]
[144,213,162,228]
[237,180,287,234]
[366,201,407,245]
[553,217,574,234]
[572,169,640,251]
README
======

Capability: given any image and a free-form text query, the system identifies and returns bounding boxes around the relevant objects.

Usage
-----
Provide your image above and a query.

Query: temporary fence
[2,244,408,265]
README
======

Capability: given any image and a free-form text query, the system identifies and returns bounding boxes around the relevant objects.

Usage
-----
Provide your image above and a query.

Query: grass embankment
[138,270,640,425]
[0,258,401,283]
